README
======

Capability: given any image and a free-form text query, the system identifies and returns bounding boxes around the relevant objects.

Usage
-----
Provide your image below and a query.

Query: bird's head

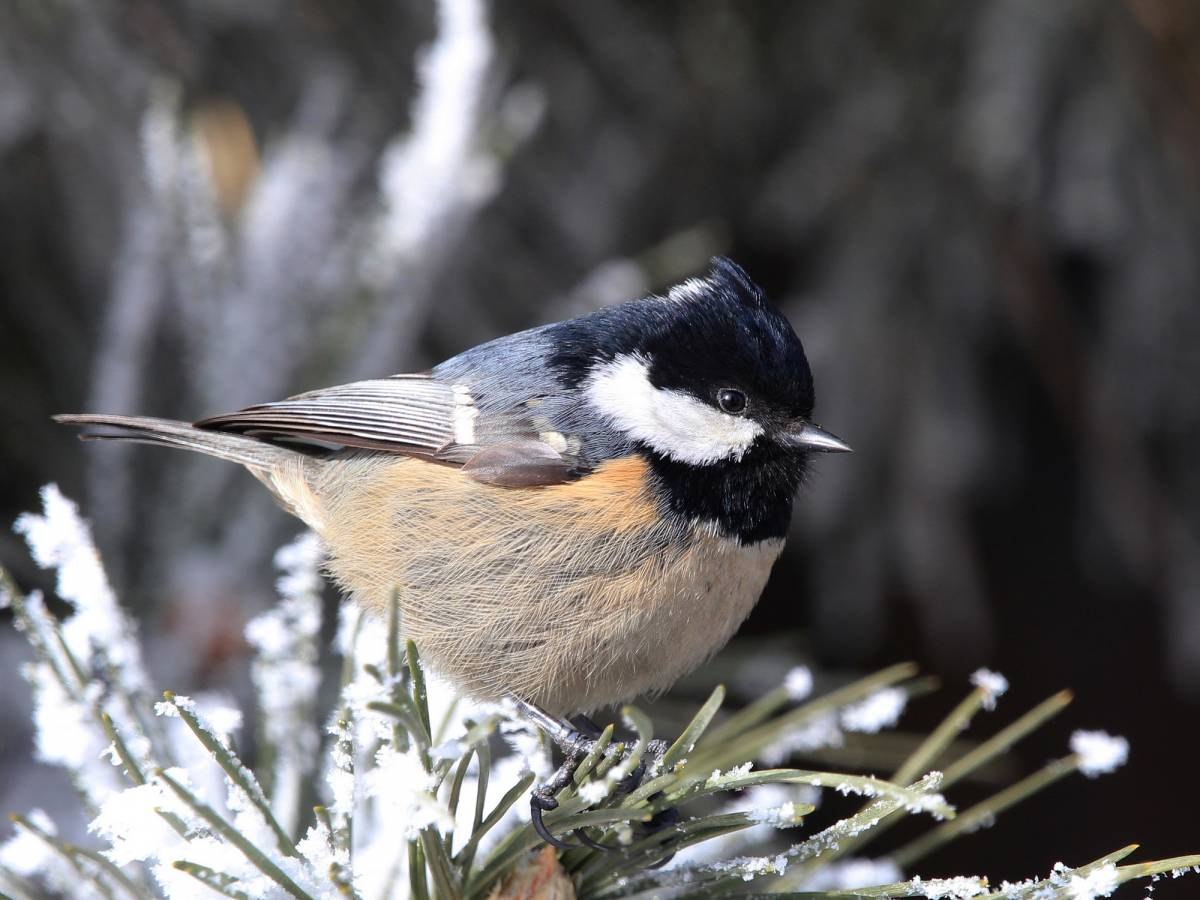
[556,257,850,468]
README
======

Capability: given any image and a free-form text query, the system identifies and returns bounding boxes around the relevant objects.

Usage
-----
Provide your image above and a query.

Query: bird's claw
[525,728,676,854]
[530,790,578,851]
[528,742,589,850]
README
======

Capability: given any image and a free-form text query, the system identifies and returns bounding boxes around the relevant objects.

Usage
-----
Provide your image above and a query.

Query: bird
[57,255,847,751]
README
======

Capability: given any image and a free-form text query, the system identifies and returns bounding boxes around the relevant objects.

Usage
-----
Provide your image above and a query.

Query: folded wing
[197,374,472,452]
[197,374,579,485]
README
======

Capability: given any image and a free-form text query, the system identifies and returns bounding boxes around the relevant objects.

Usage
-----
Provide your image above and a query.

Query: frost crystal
[14,484,147,684]
[155,698,185,717]
[203,704,244,739]
[246,530,323,834]
[746,801,801,827]
[911,873,990,897]
[708,853,789,881]
[841,687,907,733]
[367,745,455,838]
[761,712,844,765]
[13,486,154,806]
[1070,730,1130,777]
[366,0,497,289]
[26,656,105,771]
[576,744,641,806]
[707,761,754,787]
[1067,863,1120,898]
[89,769,197,866]
[785,665,814,701]
[970,668,1009,710]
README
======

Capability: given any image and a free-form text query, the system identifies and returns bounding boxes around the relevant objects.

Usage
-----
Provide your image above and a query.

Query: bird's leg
[512,698,594,756]
[512,699,677,855]
[512,698,599,850]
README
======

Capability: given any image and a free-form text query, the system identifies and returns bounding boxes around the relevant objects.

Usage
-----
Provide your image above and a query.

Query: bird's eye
[717,388,747,414]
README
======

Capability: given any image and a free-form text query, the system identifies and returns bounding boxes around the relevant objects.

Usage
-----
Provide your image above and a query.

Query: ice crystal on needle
[841,687,908,733]
[1066,863,1120,899]
[11,485,154,807]
[970,668,1009,711]
[13,484,147,684]
[785,665,814,701]
[245,531,324,835]
[1070,730,1130,778]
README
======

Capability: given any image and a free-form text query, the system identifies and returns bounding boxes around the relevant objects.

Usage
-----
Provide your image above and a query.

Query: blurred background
[2,0,1199,892]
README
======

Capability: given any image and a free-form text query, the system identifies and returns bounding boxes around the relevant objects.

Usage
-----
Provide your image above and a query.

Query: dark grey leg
[512,698,596,849]
[511,698,676,855]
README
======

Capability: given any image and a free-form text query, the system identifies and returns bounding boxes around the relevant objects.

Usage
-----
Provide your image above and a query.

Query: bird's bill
[780,421,852,453]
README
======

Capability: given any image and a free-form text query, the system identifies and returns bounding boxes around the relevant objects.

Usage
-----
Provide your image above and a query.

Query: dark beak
[781,422,853,453]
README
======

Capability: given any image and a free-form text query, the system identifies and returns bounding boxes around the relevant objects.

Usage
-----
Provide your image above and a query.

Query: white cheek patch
[585,354,763,465]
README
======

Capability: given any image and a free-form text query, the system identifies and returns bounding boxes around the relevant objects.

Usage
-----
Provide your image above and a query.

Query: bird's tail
[54,414,294,470]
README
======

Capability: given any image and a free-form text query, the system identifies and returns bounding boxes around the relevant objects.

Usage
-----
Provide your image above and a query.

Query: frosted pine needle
[970,668,1009,711]
[14,484,147,685]
[841,686,908,733]
[708,853,789,881]
[2,486,1197,900]
[910,873,990,897]
[366,0,497,288]
[0,810,62,879]
[1066,862,1120,898]
[760,711,845,765]
[245,530,324,835]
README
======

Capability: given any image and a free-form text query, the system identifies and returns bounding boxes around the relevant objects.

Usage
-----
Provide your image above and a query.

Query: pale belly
[277,452,783,714]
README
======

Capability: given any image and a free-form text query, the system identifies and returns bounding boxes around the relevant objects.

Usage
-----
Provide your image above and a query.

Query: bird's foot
[528,738,590,851]
[513,700,677,853]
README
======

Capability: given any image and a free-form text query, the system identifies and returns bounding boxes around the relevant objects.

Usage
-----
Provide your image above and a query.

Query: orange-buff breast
[274,452,782,714]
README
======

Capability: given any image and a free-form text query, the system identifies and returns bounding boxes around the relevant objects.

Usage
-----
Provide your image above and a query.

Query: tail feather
[54,414,294,470]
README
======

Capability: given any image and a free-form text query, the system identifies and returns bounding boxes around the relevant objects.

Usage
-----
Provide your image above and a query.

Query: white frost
[1070,730,1130,778]
[246,530,324,835]
[367,745,456,838]
[785,666,814,701]
[706,761,754,787]
[746,801,802,828]
[911,873,990,897]
[12,486,155,807]
[761,712,844,766]
[26,655,106,771]
[970,668,1009,711]
[0,809,59,877]
[14,484,147,684]
[500,716,553,779]
[88,769,197,866]
[365,0,498,289]
[1067,863,1120,898]
[708,853,789,882]
[840,688,908,733]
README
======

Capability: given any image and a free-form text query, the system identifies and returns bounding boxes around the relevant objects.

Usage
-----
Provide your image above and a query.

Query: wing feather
[196,373,581,485]
[197,375,459,454]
